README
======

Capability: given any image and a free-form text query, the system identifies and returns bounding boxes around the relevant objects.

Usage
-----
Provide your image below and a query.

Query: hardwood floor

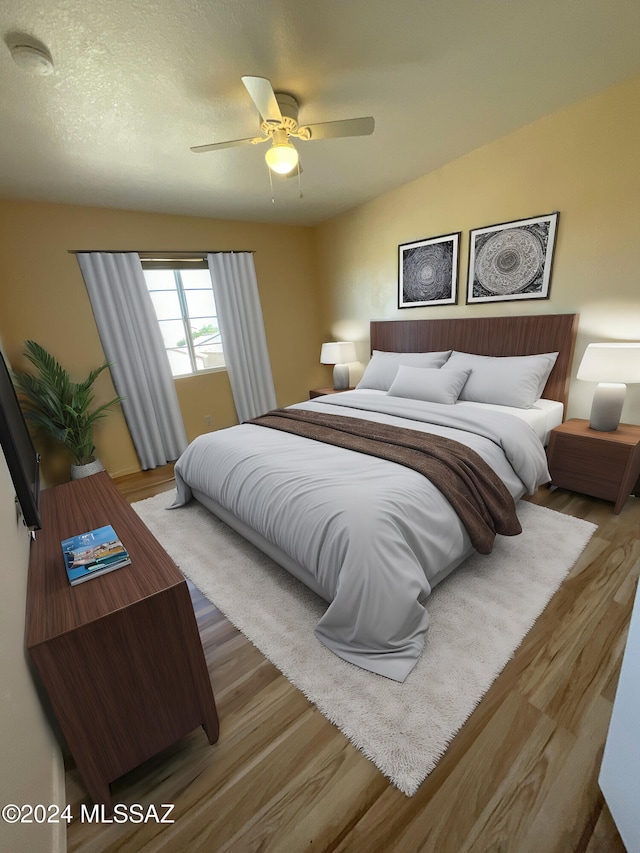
[65,470,637,853]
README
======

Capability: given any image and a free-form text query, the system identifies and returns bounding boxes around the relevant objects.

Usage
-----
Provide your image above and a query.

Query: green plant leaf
[11,341,122,468]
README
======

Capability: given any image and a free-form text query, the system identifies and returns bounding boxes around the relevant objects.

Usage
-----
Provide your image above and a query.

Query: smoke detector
[6,36,54,75]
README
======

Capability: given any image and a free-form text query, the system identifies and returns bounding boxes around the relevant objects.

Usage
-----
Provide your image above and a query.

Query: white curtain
[208,252,277,422]
[76,252,188,469]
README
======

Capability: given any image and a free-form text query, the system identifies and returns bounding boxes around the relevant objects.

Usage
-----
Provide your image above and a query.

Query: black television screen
[0,350,42,531]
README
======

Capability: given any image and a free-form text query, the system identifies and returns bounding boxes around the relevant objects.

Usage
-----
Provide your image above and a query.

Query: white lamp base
[589,382,626,431]
[333,363,350,390]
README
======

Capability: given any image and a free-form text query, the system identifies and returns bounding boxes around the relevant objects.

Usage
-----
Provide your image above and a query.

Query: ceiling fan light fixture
[265,136,299,175]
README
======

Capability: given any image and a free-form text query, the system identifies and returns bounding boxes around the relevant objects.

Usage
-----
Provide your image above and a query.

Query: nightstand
[546,418,640,513]
[309,387,354,399]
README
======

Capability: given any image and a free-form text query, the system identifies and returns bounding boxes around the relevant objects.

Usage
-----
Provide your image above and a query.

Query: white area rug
[133,494,596,796]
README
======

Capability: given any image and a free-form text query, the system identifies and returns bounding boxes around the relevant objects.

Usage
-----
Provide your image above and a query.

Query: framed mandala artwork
[398,232,460,308]
[467,212,559,304]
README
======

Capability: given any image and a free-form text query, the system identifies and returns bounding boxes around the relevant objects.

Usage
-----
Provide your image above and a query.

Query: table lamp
[576,342,640,431]
[320,341,357,390]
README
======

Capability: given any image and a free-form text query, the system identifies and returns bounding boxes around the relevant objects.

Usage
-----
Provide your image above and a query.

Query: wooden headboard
[370,313,579,410]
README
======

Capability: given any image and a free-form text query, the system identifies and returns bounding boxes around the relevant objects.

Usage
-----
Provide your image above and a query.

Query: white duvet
[172,392,550,681]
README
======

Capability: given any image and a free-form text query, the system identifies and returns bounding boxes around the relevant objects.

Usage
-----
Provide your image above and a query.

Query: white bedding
[172,392,551,681]
[440,398,562,445]
[338,389,563,444]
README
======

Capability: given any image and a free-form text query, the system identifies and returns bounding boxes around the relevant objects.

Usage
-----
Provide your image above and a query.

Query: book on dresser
[62,524,131,585]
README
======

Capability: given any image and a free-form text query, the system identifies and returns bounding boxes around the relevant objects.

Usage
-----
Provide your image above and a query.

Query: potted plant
[12,340,123,479]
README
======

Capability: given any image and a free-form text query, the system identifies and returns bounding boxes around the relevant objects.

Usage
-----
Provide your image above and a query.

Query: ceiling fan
[191,76,375,176]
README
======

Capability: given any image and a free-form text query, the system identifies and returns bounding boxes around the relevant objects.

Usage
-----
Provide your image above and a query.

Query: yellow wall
[1,74,639,485]
[0,201,325,481]
[315,74,640,425]
[0,70,638,853]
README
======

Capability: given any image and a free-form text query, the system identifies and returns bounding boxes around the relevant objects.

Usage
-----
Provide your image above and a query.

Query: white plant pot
[70,458,105,480]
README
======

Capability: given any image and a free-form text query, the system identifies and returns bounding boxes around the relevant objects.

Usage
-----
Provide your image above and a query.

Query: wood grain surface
[547,418,640,513]
[27,473,218,811]
[62,468,635,852]
[370,313,578,409]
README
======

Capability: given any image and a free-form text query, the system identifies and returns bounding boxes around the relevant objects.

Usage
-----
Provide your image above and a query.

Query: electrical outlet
[204,415,212,428]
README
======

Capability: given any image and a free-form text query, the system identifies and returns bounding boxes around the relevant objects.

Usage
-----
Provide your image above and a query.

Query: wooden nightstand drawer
[547,419,640,513]
[549,434,629,500]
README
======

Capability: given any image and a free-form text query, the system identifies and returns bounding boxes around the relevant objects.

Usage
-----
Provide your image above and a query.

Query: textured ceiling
[1,0,639,226]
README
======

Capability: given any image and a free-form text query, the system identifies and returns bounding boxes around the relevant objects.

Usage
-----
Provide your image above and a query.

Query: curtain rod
[67,250,255,256]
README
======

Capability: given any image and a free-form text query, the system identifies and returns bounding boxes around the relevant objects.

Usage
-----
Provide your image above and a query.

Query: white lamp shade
[320,341,357,365]
[577,343,640,384]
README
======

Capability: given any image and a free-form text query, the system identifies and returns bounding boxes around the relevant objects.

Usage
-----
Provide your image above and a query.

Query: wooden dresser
[25,473,218,810]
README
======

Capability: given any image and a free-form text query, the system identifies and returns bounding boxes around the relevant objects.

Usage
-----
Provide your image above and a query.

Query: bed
[171,313,578,681]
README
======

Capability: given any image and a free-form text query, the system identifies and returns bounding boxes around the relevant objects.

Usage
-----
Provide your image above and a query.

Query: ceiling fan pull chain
[268,166,275,204]
[297,163,303,199]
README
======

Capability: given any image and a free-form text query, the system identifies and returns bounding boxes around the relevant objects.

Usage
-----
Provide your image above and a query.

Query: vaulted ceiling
[1,0,639,226]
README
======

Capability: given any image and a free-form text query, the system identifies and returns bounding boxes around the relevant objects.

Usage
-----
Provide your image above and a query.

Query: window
[142,263,225,378]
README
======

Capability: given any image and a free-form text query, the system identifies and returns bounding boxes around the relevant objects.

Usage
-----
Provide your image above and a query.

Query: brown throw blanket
[248,408,521,555]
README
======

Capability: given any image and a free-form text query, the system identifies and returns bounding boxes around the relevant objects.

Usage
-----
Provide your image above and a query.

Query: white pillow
[443,351,558,409]
[356,350,452,392]
[387,366,471,404]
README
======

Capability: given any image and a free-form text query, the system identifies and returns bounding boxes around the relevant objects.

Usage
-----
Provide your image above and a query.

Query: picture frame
[398,232,460,309]
[467,212,559,304]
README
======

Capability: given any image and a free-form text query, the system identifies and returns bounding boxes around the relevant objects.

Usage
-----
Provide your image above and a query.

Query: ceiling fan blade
[190,136,266,154]
[304,116,375,141]
[241,76,282,125]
